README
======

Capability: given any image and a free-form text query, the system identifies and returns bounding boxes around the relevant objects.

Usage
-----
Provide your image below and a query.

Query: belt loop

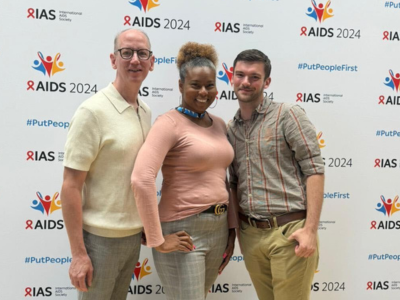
[272,216,278,229]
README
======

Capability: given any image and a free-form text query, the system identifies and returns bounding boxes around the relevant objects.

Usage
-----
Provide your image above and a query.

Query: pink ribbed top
[131,110,235,247]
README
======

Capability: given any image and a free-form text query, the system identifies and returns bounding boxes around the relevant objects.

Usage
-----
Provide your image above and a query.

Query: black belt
[239,210,306,229]
[202,204,228,215]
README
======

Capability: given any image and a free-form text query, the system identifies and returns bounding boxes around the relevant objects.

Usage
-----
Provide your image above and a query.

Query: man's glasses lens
[118,48,152,60]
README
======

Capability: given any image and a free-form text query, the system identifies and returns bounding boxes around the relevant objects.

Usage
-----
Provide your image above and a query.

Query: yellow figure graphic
[322,0,334,22]
[51,53,65,76]
[391,195,400,215]
[50,192,62,214]
[139,258,152,280]
[317,132,326,148]
[148,0,160,11]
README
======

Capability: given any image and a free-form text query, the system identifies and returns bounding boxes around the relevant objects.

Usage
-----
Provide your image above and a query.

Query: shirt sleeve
[283,105,325,176]
[64,107,100,171]
[131,114,178,248]
[227,121,239,189]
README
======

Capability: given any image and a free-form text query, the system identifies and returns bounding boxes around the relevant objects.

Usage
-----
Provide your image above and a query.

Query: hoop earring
[209,97,218,109]
[179,95,182,106]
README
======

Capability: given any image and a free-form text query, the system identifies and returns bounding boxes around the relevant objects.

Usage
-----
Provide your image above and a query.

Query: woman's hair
[177,42,218,82]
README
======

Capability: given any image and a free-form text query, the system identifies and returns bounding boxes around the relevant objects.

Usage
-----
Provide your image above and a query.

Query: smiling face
[231,61,271,106]
[110,30,154,86]
[179,66,217,113]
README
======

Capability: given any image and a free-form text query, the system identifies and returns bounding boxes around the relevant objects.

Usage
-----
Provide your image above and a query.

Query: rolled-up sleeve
[284,105,325,176]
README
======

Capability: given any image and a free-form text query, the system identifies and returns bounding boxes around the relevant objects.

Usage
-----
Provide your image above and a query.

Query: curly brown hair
[177,42,218,69]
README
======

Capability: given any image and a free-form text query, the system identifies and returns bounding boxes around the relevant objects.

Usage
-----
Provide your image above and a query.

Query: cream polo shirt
[64,83,151,238]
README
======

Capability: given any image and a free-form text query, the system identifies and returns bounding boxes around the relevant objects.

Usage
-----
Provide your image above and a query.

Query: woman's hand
[219,228,236,274]
[155,231,193,253]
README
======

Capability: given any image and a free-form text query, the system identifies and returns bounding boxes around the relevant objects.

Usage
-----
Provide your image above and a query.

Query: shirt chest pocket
[249,135,284,159]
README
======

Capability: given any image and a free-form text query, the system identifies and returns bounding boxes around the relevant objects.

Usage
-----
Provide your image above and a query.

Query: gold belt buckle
[214,204,226,215]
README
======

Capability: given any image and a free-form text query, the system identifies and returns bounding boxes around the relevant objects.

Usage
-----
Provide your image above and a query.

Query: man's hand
[155,231,193,253]
[288,227,317,258]
[219,228,236,274]
[69,254,93,292]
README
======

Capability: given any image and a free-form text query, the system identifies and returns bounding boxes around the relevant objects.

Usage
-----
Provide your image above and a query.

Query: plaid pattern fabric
[78,231,141,300]
[153,212,228,300]
[228,97,324,219]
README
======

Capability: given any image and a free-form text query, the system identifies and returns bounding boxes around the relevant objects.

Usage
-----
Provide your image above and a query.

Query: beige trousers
[240,219,319,300]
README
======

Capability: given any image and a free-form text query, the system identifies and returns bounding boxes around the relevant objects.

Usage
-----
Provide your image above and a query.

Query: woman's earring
[209,97,218,109]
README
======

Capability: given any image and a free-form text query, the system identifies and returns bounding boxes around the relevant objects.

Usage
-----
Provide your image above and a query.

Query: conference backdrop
[0,0,399,299]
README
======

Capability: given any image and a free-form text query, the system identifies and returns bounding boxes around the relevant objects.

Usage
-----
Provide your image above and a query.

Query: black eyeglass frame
[116,48,153,61]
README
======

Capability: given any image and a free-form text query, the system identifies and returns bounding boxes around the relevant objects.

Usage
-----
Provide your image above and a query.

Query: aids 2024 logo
[124,1,190,31]
[378,69,400,105]
[26,191,64,231]
[370,195,400,230]
[27,51,97,94]
[301,1,361,39]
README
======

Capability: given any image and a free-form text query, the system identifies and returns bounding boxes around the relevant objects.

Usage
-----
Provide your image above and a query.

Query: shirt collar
[102,83,148,114]
[233,95,272,123]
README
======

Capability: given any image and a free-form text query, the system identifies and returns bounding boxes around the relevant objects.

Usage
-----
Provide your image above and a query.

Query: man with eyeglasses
[61,29,154,300]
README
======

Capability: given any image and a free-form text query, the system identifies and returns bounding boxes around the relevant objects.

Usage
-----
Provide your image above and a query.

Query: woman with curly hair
[131,42,237,300]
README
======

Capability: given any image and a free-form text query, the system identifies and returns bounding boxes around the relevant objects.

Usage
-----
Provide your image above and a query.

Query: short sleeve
[64,107,101,171]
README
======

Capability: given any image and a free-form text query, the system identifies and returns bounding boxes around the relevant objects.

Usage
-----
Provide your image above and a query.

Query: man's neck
[113,80,140,108]
[239,97,263,120]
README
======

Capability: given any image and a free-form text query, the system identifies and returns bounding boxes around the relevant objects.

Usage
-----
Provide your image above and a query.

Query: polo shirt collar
[102,83,147,114]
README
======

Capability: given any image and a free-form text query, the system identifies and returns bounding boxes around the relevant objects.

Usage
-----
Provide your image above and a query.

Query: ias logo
[376,195,400,217]
[217,63,233,85]
[306,0,334,23]
[129,0,160,13]
[384,69,400,92]
[32,52,65,77]
[132,258,152,281]
[31,192,61,216]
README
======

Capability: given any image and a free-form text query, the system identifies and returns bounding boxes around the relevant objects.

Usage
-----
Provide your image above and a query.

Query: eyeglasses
[116,48,153,61]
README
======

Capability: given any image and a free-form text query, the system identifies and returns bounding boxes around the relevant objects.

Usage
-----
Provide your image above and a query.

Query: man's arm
[61,167,93,292]
[288,173,324,257]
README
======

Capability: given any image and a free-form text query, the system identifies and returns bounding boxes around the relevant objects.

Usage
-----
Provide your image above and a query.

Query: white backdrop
[1,0,400,299]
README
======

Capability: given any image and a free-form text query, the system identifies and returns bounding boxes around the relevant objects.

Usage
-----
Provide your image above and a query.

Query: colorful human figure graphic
[217,63,233,85]
[32,52,65,77]
[306,0,334,23]
[376,195,399,217]
[31,192,61,215]
[129,0,160,12]
[389,70,400,92]
[133,258,152,281]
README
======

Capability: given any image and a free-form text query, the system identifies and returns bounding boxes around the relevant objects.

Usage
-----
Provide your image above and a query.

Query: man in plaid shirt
[228,49,325,300]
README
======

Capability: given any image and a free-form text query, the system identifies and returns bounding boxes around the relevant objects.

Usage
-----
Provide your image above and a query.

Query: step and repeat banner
[0,0,399,299]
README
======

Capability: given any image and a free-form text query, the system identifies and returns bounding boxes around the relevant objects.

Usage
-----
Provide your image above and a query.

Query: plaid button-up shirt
[228,96,324,219]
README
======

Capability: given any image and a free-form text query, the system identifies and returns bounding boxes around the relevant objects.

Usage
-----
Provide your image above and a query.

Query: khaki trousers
[240,219,319,300]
